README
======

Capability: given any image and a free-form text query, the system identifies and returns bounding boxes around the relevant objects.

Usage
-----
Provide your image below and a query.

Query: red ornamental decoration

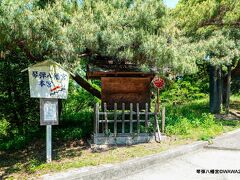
[152,78,165,89]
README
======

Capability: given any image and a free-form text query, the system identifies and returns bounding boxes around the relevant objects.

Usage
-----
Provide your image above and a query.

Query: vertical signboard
[24,60,70,163]
[28,60,69,99]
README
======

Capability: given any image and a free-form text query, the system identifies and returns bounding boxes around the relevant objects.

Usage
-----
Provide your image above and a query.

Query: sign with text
[28,60,69,99]
[40,99,58,125]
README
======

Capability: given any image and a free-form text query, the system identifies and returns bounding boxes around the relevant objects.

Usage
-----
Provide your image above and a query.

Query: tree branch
[71,73,101,99]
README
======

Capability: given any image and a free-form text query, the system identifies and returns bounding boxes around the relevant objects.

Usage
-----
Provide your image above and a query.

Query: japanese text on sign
[28,62,69,99]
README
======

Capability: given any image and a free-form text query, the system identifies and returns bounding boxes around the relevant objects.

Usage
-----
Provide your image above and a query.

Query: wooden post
[122,103,125,134]
[154,103,161,142]
[154,104,157,132]
[94,103,99,135]
[162,107,165,134]
[104,102,108,133]
[114,103,117,137]
[145,103,149,132]
[130,103,133,134]
[157,88,160,112]
[137,103,140,134]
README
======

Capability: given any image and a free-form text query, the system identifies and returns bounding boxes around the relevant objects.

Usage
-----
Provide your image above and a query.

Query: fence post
[114,103,117,137]
[137,103,140,134]
[122,103,125,134]
[130,103,133,134]
[104,102,108,133]
[145,103,149,132]
[154,103,161,142]
[94,103,99,135]
[162,107,165,134]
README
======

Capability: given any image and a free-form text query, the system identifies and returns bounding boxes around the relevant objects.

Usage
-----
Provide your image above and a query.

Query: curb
[42,141,208,180]
[204,128,240,150]
[207,128,240,141]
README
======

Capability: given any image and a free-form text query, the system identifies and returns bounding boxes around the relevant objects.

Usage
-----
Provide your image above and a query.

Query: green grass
[164,97,240,141]
[1,96,240,179]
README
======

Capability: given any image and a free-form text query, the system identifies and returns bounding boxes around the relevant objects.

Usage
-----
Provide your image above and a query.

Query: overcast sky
[163,0,179,8]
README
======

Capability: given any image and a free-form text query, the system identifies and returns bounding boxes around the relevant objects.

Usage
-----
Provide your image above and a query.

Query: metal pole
[46,125,52,163]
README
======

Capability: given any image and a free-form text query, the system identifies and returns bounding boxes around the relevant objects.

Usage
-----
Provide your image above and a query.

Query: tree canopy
[173,0,240,66]
[0,0,199,74]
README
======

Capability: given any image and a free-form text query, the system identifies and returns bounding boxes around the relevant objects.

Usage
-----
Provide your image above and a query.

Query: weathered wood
[72,73,101,99]
[87,71,155,79]
[162,107,165,133]
[145,103,149,132]
[130,103,133,134]
[154,104,161,142]
[94,104,99,135]
[101,77,151,110]
[137,103,140,134]
[99,119,145,123]
[99,112,154,115]
[104,102,108,132]
[154,104,157,133]
[122,103,125,134]
[114,103,117,137]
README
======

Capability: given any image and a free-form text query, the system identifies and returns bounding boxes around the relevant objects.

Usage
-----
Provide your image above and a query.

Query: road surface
[121,131,240,180]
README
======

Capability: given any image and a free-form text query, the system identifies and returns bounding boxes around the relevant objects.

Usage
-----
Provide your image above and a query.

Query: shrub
[0,118,10,138]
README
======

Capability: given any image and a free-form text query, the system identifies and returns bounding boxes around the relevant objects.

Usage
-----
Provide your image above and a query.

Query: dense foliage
[0,0,239,151]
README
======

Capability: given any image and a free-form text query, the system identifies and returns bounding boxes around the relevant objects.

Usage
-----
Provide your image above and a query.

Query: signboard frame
[40,98,59,125]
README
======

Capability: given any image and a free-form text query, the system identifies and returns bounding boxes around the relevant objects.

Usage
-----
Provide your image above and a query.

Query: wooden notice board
[101,77,151,110]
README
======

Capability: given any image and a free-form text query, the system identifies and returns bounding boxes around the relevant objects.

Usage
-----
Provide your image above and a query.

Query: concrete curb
[42,141,208,180]
[205,128,240,150]
[41,128,240,180]
[207,128,240,141]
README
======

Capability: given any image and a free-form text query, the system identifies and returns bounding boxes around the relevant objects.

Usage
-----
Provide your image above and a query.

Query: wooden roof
[86,63,155,79]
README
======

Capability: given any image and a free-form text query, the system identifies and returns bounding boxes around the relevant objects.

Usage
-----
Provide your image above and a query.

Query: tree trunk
[225,66,231,114]
[71,73,101,99]
[216,66,222,113]
[209,65,222,113]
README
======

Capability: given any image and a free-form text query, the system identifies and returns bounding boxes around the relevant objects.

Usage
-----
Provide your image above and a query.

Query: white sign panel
[28,61,69,99]
[44,102,57,121]
[40,99,58,125]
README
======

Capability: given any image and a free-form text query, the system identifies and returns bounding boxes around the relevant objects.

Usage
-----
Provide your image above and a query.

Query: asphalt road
[43,129,240,180]
[122,148,240,180]
[121,130,240,180]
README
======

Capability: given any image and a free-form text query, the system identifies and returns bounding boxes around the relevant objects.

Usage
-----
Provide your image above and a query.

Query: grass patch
[1,96,240,179]
[1,138,192,179]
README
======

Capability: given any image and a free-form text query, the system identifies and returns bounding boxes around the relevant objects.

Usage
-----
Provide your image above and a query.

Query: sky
[163,0,179,8]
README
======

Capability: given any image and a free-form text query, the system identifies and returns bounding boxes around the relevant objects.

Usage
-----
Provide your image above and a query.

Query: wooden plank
[122,103,125,134]
[137,103,140,134]
[162,107,165,133]
[87,71,155,79]
[130,103,133,134]
[104,102,108,133]
[99,112,155,115]
[145,103,149,132]
[99,120,145,123]
[114,103,117,137]
[101,77,151,110]
[94,103,99,135]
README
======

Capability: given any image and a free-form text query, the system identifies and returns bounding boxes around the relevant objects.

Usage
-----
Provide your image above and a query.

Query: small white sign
[44,102,57,121]
[40,99,59,125]
[28,60,69,99]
